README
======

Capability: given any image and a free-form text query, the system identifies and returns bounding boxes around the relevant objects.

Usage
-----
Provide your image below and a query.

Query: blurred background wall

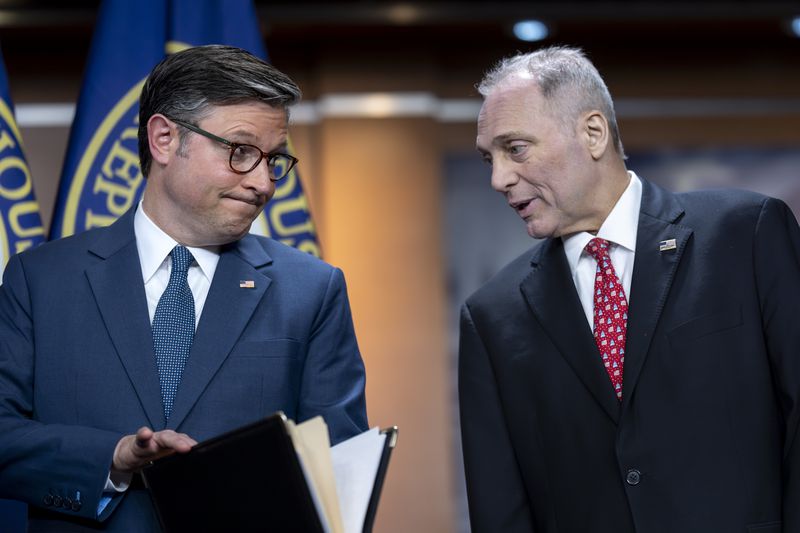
[1,1,799,531]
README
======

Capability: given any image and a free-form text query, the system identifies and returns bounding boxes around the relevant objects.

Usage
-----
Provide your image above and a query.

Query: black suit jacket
[459,179,800,533]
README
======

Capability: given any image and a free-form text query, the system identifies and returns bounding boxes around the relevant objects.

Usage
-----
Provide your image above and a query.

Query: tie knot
[585,237,611,262]
[170,245,193,274]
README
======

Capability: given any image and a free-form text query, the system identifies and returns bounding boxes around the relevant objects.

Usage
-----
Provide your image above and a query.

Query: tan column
[318,117,454,533]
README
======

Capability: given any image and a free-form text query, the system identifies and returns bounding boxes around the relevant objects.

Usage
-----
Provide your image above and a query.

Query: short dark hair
[137,44,302,177]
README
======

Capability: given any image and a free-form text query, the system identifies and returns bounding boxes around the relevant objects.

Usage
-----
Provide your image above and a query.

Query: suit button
[71,500,82,512]
[52,495,63,507]
[626,469,641,486]
[42,494,53,506]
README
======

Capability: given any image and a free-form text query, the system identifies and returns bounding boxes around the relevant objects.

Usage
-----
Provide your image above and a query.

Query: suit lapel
[622,180,692,407]
[520,239,621,423]
[85,210,166,430]
[167,235,273,430]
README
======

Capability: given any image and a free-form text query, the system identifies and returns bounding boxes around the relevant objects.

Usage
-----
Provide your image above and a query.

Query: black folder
[141,413,397,533]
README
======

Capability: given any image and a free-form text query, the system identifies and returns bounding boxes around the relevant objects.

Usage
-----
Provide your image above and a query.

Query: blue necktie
[153,245,195,421]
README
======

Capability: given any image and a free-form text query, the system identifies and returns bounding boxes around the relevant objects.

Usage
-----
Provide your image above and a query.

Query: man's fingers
[112,428,196,473]
[134,426,154,449]
[151,430,198,452]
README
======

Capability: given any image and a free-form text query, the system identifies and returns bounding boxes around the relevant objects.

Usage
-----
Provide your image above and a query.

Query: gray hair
[138,44,302,177]
[478,46,625,158]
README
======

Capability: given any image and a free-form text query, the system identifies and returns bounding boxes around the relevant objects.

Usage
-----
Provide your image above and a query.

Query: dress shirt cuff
[104,470,132,492]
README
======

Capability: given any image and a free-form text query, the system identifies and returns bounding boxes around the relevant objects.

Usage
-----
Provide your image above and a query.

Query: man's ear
[582,110,610,160]
[147,114,177,167]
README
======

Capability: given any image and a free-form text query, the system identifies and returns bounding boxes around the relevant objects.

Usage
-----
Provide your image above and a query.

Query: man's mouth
[225,195,262,206]
[510,198,533,213]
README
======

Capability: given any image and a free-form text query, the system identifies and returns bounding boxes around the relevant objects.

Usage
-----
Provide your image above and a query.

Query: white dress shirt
[562,171,643,331]
[134,203,220,326]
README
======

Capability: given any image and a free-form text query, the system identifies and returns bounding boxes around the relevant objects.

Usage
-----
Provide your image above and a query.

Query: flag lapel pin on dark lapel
[659,239,677,252]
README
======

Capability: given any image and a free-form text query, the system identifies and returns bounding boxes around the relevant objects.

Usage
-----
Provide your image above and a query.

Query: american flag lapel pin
[659,238,677,252]
[239,280,255,288]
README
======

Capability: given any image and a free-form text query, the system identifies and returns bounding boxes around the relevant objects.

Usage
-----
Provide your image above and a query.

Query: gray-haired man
[460,46,800,532]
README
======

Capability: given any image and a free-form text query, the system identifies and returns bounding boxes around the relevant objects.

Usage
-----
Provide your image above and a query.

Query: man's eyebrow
[476,132,532,153]
[225,130,289,153]
[226,129,258,142]
[492,132,530,145]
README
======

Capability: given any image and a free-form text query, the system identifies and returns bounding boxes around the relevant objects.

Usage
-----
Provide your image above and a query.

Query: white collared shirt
[133,202,220,327]
[562,171,642,331]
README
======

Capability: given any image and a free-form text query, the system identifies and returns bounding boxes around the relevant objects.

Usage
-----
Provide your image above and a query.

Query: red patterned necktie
[585,238,627,401]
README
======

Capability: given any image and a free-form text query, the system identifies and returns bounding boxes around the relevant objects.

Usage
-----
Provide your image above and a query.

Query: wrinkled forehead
[476,79,547,147]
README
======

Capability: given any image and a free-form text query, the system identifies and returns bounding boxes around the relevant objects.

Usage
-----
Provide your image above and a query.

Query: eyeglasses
[169,117,298,181]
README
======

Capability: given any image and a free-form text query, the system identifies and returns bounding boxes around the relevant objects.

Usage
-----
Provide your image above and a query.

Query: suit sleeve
[296,267,367,445]
[0,253,124,521]
[459,302,536,532]
[753,198,800,530]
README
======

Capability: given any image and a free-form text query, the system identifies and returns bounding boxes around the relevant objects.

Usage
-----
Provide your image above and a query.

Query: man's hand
[112,427,197,473]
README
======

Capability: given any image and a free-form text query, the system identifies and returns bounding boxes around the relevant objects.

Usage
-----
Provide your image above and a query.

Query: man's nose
[241,162,275,195]
[490,159,519,193]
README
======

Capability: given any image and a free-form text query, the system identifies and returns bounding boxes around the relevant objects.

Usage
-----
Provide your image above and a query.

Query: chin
[228,226,253,242]
[525,222,553,240]
[226,215,258,234]
[202,225,251,246]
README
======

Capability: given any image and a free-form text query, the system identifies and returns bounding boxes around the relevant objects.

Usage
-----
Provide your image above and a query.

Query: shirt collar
[133,202,220,284]
[562,171,642,274]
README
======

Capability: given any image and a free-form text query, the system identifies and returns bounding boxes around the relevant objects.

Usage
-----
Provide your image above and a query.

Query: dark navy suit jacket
[460,179,800,533]
[0,208,368,531]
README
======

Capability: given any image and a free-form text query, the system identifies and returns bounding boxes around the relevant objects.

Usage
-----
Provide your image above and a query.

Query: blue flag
[50,0,320,256]
[0,44,45,530]
[0,47,45,274]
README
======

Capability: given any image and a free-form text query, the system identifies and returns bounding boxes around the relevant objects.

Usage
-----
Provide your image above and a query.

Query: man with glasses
[0,45,367,531]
